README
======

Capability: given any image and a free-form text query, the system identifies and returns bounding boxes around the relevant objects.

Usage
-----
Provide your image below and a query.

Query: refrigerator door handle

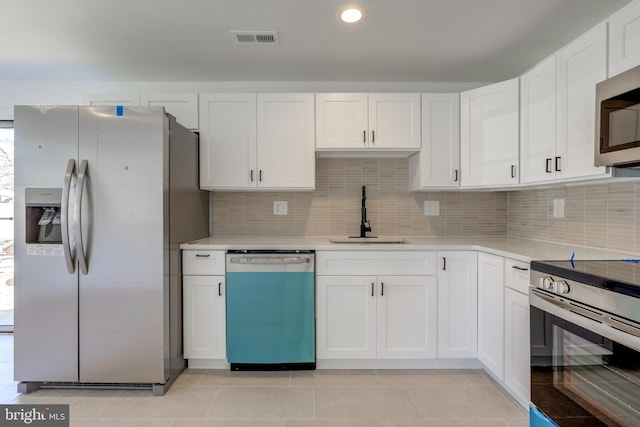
[75,159,89,275]
[62,159,77,274]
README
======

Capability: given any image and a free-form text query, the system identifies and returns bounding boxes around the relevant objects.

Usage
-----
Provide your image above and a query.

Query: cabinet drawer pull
[371,282,374,296]
[512,265,529,271]
[218,282,223,296]
[195,254,210,258]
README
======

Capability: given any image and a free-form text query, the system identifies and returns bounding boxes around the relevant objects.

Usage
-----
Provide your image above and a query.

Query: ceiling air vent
[230,31,279,45]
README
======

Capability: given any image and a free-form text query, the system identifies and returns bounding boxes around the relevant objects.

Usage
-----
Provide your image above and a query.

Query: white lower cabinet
[316,251,437,361]
[183,275,226,359]
[503,258,531,408]
[316,275,437,360]
[436,251,478,358]
[477,252,505,381]
[182,250,226,362]
[504,288,530,406]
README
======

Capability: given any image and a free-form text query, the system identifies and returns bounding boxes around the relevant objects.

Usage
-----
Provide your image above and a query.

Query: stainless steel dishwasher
[225,250,315,370]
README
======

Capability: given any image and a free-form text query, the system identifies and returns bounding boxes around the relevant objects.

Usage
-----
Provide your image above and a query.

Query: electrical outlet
[553,198,565,218]
[273,201,288,215]
[424,200,440,216]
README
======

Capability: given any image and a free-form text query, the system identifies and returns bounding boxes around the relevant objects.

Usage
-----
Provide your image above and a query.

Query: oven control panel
[538,276,571,295]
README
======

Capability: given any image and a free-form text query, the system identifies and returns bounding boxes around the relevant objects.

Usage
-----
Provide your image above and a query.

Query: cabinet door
[141,92,199,130]
[437,252,478,358]
[504,288,531,406]
[557,23,609,180]
[316,275,377,359]
[460,79,519,187]
[477,253,505,381]
[315,93,368,149]
[409,94,460,189]
[199,93,257,190]
[609,0,640,77]
[83,93,140,106]
[183,276,226,359]
[376,275,437,359]
[256,93,315,189]
[368,93,421,149]
[520,55,557,183]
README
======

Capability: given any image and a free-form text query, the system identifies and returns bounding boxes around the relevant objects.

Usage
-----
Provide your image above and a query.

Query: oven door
[530,290,640,426]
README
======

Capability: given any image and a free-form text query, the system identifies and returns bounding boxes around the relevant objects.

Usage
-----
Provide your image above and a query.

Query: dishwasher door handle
[228,256,311,265]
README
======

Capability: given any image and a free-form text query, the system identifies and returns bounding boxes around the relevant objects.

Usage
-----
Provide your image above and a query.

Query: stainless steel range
[529,260,640,426]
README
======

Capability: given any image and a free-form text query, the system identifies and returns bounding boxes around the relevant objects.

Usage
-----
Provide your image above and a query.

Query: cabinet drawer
[504,259,530,294]
[182,250,225,275]
[317,251,436,276]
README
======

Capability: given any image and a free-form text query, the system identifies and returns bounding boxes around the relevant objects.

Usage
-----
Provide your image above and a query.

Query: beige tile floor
[0,334,528,426]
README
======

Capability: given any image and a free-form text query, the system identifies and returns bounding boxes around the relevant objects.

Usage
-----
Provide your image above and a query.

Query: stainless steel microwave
[595,64,640,167]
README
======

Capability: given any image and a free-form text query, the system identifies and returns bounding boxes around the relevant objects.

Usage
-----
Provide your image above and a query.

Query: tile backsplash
[210,158,507,237]
[507,180,640,253]
[209,158,640,253]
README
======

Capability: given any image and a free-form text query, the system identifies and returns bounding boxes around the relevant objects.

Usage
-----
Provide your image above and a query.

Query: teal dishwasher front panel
[226,271,315,364]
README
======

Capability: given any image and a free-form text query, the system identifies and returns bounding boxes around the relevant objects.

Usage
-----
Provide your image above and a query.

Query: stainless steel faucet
[360,185,372,237]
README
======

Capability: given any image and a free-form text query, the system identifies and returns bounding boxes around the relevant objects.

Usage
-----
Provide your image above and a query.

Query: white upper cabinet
[520,23,609,184]
[520,55,558,183]
[83,93,140,106]
[199,93,256,190]
[409,93,460,189]
[84,92,199,129]
[199,93,315,191]
[256,93,316,189]
[460,78,520,188]
[140,92,199,130]
[609,0,640,77]
[316,93,421,151]
[557,23,609,180]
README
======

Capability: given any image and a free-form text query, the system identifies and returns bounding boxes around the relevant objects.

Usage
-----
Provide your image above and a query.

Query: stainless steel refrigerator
[13,105,209,395]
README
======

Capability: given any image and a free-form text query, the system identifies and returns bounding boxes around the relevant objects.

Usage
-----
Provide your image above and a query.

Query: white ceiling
[1,0,632,83]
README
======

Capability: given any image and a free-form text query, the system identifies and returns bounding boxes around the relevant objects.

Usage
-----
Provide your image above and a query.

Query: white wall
[0,80,486,120]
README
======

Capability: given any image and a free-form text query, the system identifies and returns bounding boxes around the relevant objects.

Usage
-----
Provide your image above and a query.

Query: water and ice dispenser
[25,188,63,244]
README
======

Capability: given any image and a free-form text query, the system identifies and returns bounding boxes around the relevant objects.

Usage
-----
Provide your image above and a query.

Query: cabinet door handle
[363,130,366,144]
[259,170,263,182]
[195,254,210,258]
[371,130,375,144]
[511,165,516,178]
[380,282,384,296]
[371,282,375,296]
[545,158,552,173]
[555,156,562,172]
[250,170,255,182]
[454,169,459,182]
[512,265,529,271]
[442,257,447,271]
[218,282,223,296]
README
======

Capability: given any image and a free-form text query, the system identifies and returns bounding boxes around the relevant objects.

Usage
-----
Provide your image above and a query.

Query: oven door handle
[530,290,640,353]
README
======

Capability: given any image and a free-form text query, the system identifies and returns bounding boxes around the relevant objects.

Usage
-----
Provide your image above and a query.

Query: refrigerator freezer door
[77,106,167,383]
[14,106,79,382]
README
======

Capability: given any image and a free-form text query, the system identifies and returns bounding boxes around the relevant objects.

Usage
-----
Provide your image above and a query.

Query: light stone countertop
[180,235,639,263]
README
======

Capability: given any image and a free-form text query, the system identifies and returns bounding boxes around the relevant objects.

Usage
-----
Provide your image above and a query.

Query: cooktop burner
[530,259,640,298]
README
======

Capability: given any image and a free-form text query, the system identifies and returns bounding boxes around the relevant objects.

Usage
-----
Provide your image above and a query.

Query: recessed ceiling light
[339,7,365,23]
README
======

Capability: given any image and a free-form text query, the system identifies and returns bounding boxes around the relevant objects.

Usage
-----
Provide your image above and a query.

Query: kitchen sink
[328,236,408,244]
